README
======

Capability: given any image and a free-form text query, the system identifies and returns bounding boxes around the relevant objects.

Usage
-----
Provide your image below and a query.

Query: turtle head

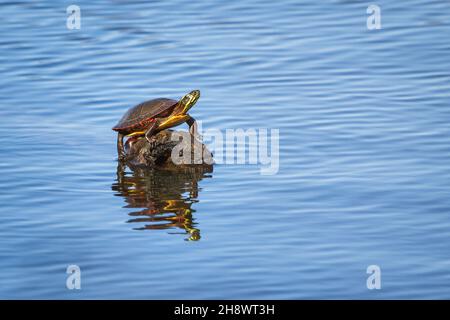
[179,90,200,114]
[157,90,200,131]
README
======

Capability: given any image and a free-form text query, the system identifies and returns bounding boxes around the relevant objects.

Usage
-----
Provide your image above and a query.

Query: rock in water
[122,130,214,170]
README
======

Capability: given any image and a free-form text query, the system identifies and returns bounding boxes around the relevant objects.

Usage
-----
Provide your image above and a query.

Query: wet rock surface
[121,130,214,170]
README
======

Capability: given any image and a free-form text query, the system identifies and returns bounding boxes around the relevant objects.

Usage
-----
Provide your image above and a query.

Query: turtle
[112,90,200,159]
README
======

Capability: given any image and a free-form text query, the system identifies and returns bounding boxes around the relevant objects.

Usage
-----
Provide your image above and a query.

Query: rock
[121,130,214,170]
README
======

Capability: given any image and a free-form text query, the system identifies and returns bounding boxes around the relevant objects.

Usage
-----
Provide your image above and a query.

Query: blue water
[1,0,450,299]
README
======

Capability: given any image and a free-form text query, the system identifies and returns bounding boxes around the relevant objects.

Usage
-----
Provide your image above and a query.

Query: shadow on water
[112,162,213,241]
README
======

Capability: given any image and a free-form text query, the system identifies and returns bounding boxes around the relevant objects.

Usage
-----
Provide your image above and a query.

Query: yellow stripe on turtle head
[158,114,190,131]
[179,90,200,114]
[126,131,145,137]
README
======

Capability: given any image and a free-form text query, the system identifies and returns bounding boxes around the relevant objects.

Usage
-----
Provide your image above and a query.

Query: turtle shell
[112,98,178,132]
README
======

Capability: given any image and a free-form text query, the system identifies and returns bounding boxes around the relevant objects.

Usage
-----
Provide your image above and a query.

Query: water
[1,0,450,299]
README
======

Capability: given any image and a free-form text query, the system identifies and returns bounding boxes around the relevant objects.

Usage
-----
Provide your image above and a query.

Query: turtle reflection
[113,163,212,241]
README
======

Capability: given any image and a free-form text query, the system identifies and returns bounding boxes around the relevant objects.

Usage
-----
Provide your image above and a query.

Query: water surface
[1,0,450,299]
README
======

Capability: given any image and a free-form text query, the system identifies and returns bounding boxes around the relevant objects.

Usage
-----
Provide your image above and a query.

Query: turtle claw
[193,133,203,142]
[118,151,127,162]
[145,134,158,150]
[149,138,157,150]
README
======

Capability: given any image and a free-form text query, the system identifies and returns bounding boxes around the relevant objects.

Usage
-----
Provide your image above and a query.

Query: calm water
[1,0,450,299]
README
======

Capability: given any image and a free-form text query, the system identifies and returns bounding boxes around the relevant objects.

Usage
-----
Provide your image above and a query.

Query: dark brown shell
[112,98,177,132]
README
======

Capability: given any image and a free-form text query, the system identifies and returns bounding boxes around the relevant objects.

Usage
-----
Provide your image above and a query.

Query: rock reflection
[112,162,212,241]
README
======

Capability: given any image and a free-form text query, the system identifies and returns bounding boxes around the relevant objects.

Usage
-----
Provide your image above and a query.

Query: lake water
[1,0,450,299]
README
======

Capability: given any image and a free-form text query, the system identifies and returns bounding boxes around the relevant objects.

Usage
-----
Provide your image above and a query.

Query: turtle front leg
[186,116,202,164]
[186,116,200,140]
[117,133,126,160]
[144,121,158,150]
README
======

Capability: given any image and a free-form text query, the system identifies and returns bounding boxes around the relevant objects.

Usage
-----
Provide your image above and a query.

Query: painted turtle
[112,90,200,159]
